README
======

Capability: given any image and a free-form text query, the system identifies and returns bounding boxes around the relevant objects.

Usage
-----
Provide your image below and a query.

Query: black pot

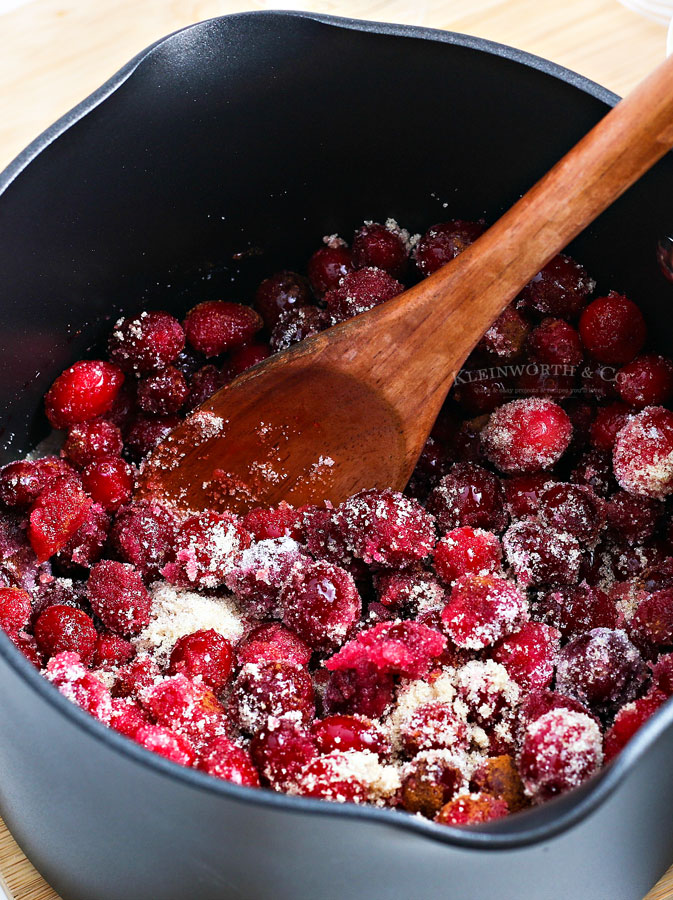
[1,12,672,900]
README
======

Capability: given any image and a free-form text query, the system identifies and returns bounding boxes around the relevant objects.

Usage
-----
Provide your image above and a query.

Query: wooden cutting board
[0,1,672,898]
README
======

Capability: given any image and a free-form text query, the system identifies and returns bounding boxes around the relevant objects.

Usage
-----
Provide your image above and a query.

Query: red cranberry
[482,399,572,473]
[535,583,618,640]
[229,340,271,374]
[433,527,502,584]
[323,663,395,719]
[613,406,673,499]
[28,475,93,562]
[518,709,603,802]
[352,222,409,278]
[184,364,230,412]
[236,622,312,668]
[135,724,195,767]
[589,403,632,451]
[232,661,315,735]
[136,366,188,415]
[56,502,110,571]
[578,361,620,400]
[94,633,135,668]
[82,456,134,511]
[570,449,616,497]
[477,306,530,359]
[375,570,446,617]
[63,419,123,468]
[88,560,152,636]
[435,792,508,826]
[109,698,150,738]
[307,243,353,296]
[514,366,574,402]
[491,623,560,691]
[313,714,389,756]
[297,751,373,804]
[453,375,508,416]
[269,306,329,352]
[168,629,233,692]
[616,354,673,408]
[108,311,185,373]
[242,502,302,541]
[400,702,469,755]
[401,754,463,817]
[162,511,251,589]
[111,501,178,578]
[45,360,124,429]
[142,674,227,748]
[427,463,507,532]
[251,719,317,789]
[503,473,555,519]
[34,605,97,663]
[0,457,73,508]
[579,292,646,364]
[503,518,582,588]
[184,301,262,357]
[225,539,302,618]
[0,586,31,634]
[113,654,161,699]
[604,690,667,763]
[538,482,605,544]
[414,220,486,276]
[254,270,311,328]
[518,690,595,730]
[527,318,583,366]
[45,652,112,722]
[324,267,404,324]
[649,653,673,695]
[606,490,663,543]
[441,575,528,649]
[124,414,179,460]
[517,254,594,318]
[326,620,446,679]
[628,589,673,649]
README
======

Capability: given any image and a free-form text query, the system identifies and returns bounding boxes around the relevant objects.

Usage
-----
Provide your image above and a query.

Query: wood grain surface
[0,1,672,898]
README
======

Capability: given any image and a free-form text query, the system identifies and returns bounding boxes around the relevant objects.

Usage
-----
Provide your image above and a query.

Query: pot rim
[0,9,664,851]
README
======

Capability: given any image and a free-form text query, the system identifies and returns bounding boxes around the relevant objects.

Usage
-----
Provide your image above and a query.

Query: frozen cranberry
[111,501,178,578]
[45,652,112,722]
[650,653,673,695]
[0,457,73,508]
[237,623,312,668]
[482,399,572,474]
[613,407,673,499]
[433,527,502,584]
[325,267,404,324]
[28,475,93,562]
[184,364,230,412]
[135,724,195,767]
[570,449,616,497]
[414,220,486,276]
[225,539,303,618]
[109,311,185,373]
[109,697,150,738]
[470,755,527,812]
[503,474,554,519]
[491,623,560,691]
[232,661,315,734]
[326,620,446,679]
[136,366,188,415]
[113,654,160,699]
[477,306,530,359]
[400,702,469,755]
[352,222,409,279]
[452,416,489,464]
[375,570,446,617]
[563,399,596,450]
[251,719,317,789]
[82,456,134,511]
[518,709,603,802]
[124,414,179,460]
[313,714,388,756]
[242,502,302,541]
[254,270,311,328]
[142,674,227,747]
[401,753,463,817]
[8,631,41,667]
[436,792,508,826]
[556,628,646,716]
[538,482,605,544]
[162,511,251,589]
[604,690,668,763]
[527,318,583,366]
[515,366,574,402]
[0,587,31,634]
[606,490,663,543]
[34,605,97,663]
[454,659,520,727]
[63,419,123,468]
[427,463,507,532]
[518,690,595,730]
[589,403,632,451]
[323,663,395,719]
[229,340,271,374]
[88,560,151,636]
[269,306,329,352]
[579,292,646,364]
[616,354,673,408]
[199,736,260,786]
[94,632,135,668]
[106,382,137,432]
[184,301,262,357]
[535,583,618,640]
[307,243,353,296]
[503,519,581,588]
[297,750,374,804]
[168,629,233,692]
[628,589,673,649]
[441,575,528,650]
[56,502,110,571]
[453,375,508,416]
[518,254,594,318]
[301,504,356,570]
[280,558,360,652]
[334,489,435,568]
[45,360,124,429]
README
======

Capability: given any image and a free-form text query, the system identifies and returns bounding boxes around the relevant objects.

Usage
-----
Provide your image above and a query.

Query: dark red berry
[477,306,530,359]
[441,574,528,649]
[527,318,583,366]
[34,605,97,663]
[538,482,605,544]
[613,406,673,499]
[124,414,179,460]
[184,301,262,357]
[579,292,646,364]
[45,361,124,429]
[0,586,32,635]
[307,243,353,296]
[352,222,409,278]
[269,306,329,352]
[414,220,485,276]
[200,736,260,786]
[616,354,673,408]
[482,399,572,474]
[111,501,178,578]
[63,419,123,468]
[168,629,234,692]
[82,456,134,511]
[589,403,632,451]
[325,267,403,324]
[0,457,73,508]
[503,518,582,588]
[280,559,360,652]
[427,463,507,532]
[108,311,185,373]
[229,340,271,374]
[254,270,311,328]
[517,254,594,318]
[28,475,93,562]
[136,366,188,415]
[88,560,152,636]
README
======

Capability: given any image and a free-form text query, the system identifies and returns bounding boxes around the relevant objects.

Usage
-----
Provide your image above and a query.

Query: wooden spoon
[137,53,673,515]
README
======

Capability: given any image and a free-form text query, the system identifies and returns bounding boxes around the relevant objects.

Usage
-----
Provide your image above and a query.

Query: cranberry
[162,510,251,589]
[184,301,262,357]
[579,292,646,364]
[114,654,161,699]
[491,623,560,691]
[435,792,508,825]
[589,403,632,451]
[578,361,620,401]
[56,502,110,570]
[518,709,603,802]
[0,586,31,634]
[323,663,395,719]
[433,527,502,584]
[604,691,667,763]
[570,449,616,497]
[63,419,123,468]
[236,622,312,668]
[517,254,594,318]
[628,589,673,649]
[94,633,135,668]
[616,354,673,408]
[232,661,315,734]
[441,575,528,649]
[613,406,673,499]
[503,474,555,519]
[307,243,353,296]
[400,702,469,755]
[225,539,302,618]
[514,366,574,402]
[375,570,447,616]
[45,652,112,722]
[88,560,152,636]
[482,399,572,474]
[82,456,134,511]
[109,311,185,373]
[280,558,360,652]
[414,220,486,276]
[106,383,138,432]
[470,755,527,812]
[606,490,663,543]
[199,736,261,786]
[503,518,582,588]
[535,583,618,640]
[401,753,463,817]
[251,719,317,789]
[563,399,596,449]
[124,414,179,460]
[352,221,409,278]
[168,629,233,692]
[313,714,389,757]
[477,306,530,359]
[135,724,195,767]
[184,364,230,412]
[326,620,446,679]
[269,306,329,352]
[242,502,302,541]
[109,698,150,738]
[427,463,507,532]
[45,360,124,429]
[538,482,605,544]
[518,690,595,730]
[325,267,404,324]
[34,605,97,663]
[527,318,583,366]
[136,366,188,415]
[453,375,508,416]
[28,475,93,562]
[650,653,673,696]
[254,270,311,328]
[0,457,73,508]
[229,340,271,374]
[111,501,178,578]
[297,751,374,804]
[142,674,227,748]
[556,628,646,716]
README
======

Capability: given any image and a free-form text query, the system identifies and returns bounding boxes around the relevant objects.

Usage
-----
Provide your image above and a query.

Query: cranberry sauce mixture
[2,217,673,826]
